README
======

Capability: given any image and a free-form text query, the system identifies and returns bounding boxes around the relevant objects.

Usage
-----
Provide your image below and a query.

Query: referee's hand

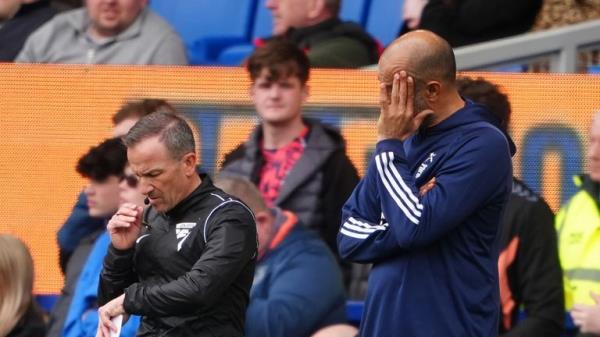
[107,203,143,250]
[96,294,126,337]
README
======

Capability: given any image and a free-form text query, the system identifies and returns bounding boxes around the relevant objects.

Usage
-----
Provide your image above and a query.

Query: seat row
[149,0,405,65]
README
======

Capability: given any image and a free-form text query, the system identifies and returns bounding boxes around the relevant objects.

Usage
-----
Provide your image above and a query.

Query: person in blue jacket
[337,30,515,337]
[61,164,145,337]
[214,176,347,337]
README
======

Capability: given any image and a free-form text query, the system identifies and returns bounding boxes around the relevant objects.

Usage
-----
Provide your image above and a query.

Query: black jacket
[7,302,46,337]
[419,0,543,47]
[99,175,257,337]
[0,0,56,61]
[220,119,359,255]
[498,178,564,337]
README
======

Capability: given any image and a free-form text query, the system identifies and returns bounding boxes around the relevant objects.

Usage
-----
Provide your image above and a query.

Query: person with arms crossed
[96,111,257,337]
[337,30,514,337]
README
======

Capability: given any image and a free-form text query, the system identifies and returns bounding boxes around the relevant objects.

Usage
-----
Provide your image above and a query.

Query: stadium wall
[0,64,597,293]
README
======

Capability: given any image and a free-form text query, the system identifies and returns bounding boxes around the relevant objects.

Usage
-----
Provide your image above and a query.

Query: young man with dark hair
[457,76,564,337]
[220,38,359,278]
[47,137,127,337]
[97,111,257,337]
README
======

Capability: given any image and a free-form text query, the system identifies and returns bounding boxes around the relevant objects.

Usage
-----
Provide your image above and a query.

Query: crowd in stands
[1,0,599,67]
[1,1,600,337]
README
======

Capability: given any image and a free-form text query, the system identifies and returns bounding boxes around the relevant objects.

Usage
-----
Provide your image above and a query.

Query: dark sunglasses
[120,174,139,188]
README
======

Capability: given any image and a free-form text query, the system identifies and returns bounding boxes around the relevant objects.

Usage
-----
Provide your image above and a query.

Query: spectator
[56,99,175,274]
[264,0,379,68]
[60,164,144,337]
[337,31,514,337]
[418,0,543,47]
[47,138,128,337]
[214,176,346,337]
[398,0,428,36]
[457,76,564,337]
[556,112,600,337]
[220,38,359,279]
[16,0,187,64]
[0,234,45,337]
[532,0,600,31]
[0,0,56,61]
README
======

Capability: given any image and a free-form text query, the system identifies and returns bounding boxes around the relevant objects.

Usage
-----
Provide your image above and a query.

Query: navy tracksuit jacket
[338,100,514,337]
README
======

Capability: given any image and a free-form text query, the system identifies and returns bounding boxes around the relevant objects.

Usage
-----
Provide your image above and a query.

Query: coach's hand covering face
[337,30,514,337]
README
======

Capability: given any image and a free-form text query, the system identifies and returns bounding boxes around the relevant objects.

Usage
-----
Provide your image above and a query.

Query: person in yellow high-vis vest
[557,113,600,336]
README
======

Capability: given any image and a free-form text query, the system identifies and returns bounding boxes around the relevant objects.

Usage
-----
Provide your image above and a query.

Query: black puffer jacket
[220,119,359,254]
[99,175,257,337]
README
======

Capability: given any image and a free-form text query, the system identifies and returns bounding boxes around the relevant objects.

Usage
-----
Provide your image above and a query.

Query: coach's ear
[424,81,442,103]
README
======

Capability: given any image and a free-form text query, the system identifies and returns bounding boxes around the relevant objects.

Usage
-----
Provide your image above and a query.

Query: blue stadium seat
[340,0,371,24]
[36,294,59,312]
[150,0,258,65]
[365,0,404,47]
[489,64,527,72]
[253,0,273,39]
[217,0,374,66]
[217,0,272,66]
[589,65,600,73]
[346,300,364,325]
[218,44,256,66]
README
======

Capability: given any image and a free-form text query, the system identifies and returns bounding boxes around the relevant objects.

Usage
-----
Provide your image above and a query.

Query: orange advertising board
[0,64,598,294]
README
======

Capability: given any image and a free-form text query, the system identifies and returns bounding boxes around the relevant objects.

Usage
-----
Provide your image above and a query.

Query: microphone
[144,197,150,205]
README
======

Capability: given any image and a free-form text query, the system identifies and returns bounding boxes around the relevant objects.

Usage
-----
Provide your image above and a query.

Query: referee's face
[128,136,195,213]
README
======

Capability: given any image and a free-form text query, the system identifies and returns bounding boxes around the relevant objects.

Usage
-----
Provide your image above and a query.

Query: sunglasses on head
[121,174,139,188]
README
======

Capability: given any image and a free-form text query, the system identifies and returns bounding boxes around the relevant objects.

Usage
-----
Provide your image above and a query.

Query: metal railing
[454,20,600,73]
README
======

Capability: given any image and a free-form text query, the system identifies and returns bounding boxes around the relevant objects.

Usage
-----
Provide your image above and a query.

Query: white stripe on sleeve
[375,154,420,225]
[340,227,370,239]
[387,152,423,210]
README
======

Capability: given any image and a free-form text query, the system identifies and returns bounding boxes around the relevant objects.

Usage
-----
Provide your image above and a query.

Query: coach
[337,30,514,337]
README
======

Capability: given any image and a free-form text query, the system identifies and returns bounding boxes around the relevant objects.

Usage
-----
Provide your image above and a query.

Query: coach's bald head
[378,31,463,127]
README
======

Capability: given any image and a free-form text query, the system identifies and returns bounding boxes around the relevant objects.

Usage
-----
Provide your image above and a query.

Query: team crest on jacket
[175,222,197,251]
[415,152,436,178]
